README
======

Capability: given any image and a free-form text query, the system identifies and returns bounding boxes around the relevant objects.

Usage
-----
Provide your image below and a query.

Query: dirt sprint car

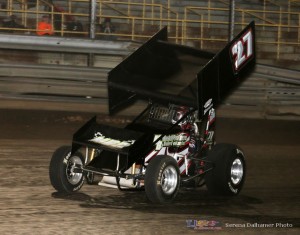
[50,21,256,203]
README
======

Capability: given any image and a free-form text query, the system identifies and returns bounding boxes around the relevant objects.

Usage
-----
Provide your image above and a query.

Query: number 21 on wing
[231,29,253,71]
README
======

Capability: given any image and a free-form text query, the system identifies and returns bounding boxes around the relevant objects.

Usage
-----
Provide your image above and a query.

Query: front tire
[49,146,84,193]
[205,143,246,196]
[145,155,180,203]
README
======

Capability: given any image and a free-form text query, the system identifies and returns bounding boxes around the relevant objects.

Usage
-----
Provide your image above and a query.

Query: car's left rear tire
[49,146,84,193]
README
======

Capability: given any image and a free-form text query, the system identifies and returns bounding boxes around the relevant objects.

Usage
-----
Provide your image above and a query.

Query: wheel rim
[66,155,83,185]
[231,158,244,185]
[161,165,178,195]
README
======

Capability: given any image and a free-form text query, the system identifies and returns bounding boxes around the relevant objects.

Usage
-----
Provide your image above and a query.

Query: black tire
[145,155,180,203]
[49,146,84,193]
[204,143,246,196]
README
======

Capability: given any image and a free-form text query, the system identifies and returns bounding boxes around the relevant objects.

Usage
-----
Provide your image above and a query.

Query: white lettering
[155,133,188,149]
[89,132,135,149]
[231,29,253,71]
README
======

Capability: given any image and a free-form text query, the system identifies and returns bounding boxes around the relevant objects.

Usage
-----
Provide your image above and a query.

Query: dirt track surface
[0,109,299,234]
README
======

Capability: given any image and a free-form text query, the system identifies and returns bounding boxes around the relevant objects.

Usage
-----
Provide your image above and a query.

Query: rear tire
[205,143,246,196]
[49,146,84,193]
[145,155,180,203]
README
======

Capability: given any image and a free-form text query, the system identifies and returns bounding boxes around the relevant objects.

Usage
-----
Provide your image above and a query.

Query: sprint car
[49,21,256,203]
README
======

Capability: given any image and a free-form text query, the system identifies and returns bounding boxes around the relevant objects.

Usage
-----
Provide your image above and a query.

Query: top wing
[197,21,256,116]
[108,21,256,117]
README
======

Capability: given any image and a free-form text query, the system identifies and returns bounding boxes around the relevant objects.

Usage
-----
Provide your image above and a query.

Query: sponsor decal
[155,133,188,150]
[63,152,71,165]
[204,98,213,109]
[157,162,166,185]
[89,132,135,149]
[204,99,213,115]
